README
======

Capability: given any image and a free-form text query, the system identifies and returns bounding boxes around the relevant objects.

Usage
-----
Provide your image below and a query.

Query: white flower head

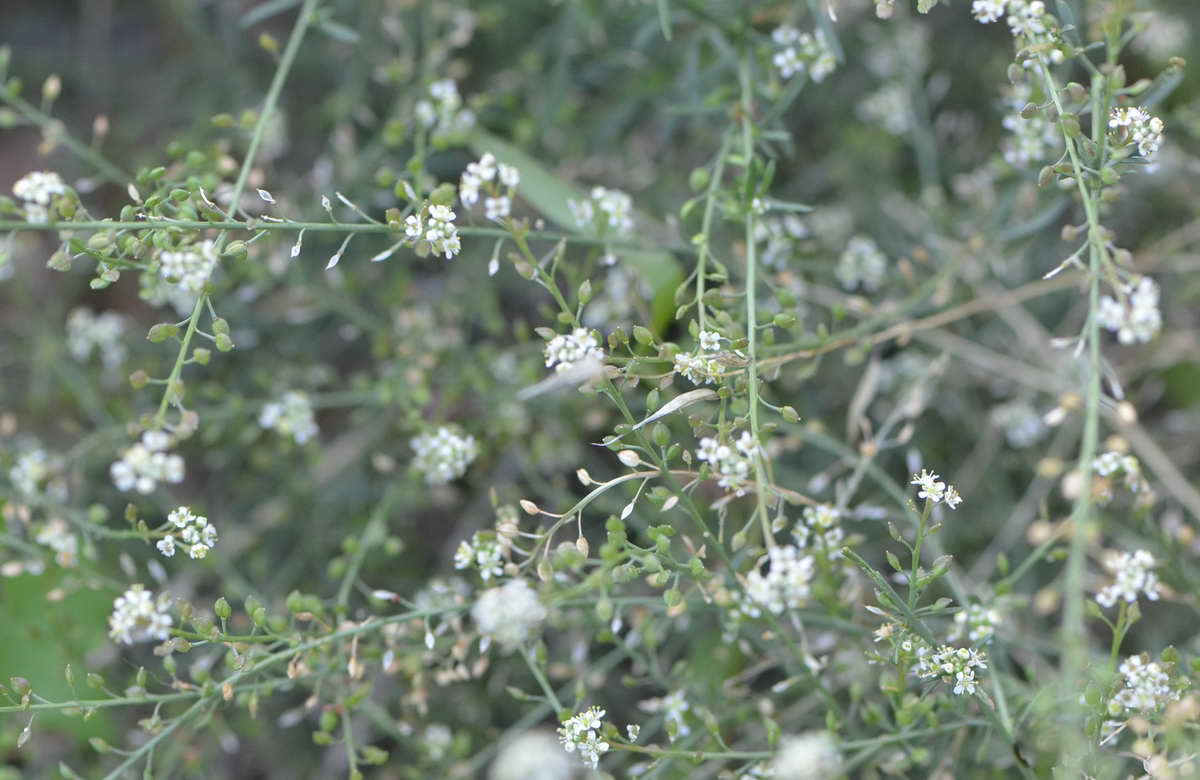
[259,391,319,444]
[1095,549,1159,608]
[412,426,478,484]
[544,328,605,373]
[108,584,173,644]
[557,706,610,769]
[770,732,843,780]
[473,579,547,652]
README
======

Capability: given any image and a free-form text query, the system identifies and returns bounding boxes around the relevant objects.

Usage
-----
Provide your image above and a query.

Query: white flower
[66,308,127,369]
[950,604,1001,644]
[485,196,511,221]
[158,506,217,560]
[557,706,610,770]
[404,214,423,239]
[473,579,547,652]
[794,504,845,557]
[422,205,461,259]
[673,352,721,385]
[1109,106,1164,160]
[1096,277,1162,345]
[110,431,185,494]
[771,26,800,46]
[488,730,573,780]
[35,518,79,567]
[9,448,67,501]
[699,330,721,351]
[773,47,804,80]
[159,240,219,294]
[740,545,815,618]
[259,391,319,444]
[770,732,842,780]
[914,644,988,696]
[1110,655,1178,715]
[412,426,478,484]
[498,163,520,188]
[13,170,67,204]
[108,584,173,644]
[836,235,887,292]
[971,0,1006,23]
[454,532,506,581]
[544,328,605,373]
[911,469,962,508]
[1001,82,1060,167]
[1095,549,1159,608]
[696,433,758,496]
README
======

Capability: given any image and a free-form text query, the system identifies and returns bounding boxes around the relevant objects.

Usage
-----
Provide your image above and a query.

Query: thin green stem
[520,647,564,714]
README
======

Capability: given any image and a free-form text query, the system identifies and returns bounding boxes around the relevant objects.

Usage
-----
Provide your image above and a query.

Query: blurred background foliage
[1,0,1199,776]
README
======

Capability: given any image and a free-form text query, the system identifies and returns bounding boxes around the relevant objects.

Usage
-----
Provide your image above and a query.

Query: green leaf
[471,131,683,334]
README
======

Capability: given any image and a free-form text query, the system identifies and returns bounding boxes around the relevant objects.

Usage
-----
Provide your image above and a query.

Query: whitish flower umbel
[771,28,837,83]
[836,235,887,292]
[569,187,633,237]
[915,645,988,696]
[1092,450,1149,500]
[557,706,610,770]
[740,545,815,618]
[1095,549,1159,609]
[454,531,506,582]
[35,518,79,568]
[66,308,128,369]
[488,730,574,780]
[9,448,68,501]
[1096,277,1162,345]
[13,170,66,223]
[911,469,962,509]
[1109,106,1164,161]
[461,152,519,218]
[1109,655,1179,716]
[421,204,462,259]
[415,79,476,143]
[793,503,845,558]
[673,351,722,385]
[259,391,319,444]
[159,240,218,294]
[950,604,1001,644]
[411,426,478,484]
[972,0,1006,23]
[699,330,721,351]
[770,732,843,780]
[158,506,218,560]
[473,579,546,652]
[110,431,185,494]
[544,328,604,373]
[697,433,759,496]
[108,584,173,644]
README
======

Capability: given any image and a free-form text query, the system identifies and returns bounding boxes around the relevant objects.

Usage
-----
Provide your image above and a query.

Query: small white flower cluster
[673,351,721,385]
[950,604,1001,644]
[544,328,605,373]
[1109,106,1165,161]
[110,431,185,494]
[1109,655,1179,716]
[557,706,610,769]
[1097,277,1162,345]
[991,400,1046,448]
[472,578,547,652]
[1001,83,1060,167]
[836,235,887,293]
[754,214,808,269]
[108,584,173,645]
[915,644,989,696]
[911,469,963,509]
[156,506,218,560]
[259,391,319,444]
[454,531,506,582]
[568,187,634,237]
[404,204,462,259]
[740,545,816,618]
[698,432,759,496]
[771,26,837,83]
[770,732,843,780]
[793,503,845,558]
[858,84,913,136]
[35,518,79,568]
[411,426,478,484]
[459,152,520,222]
[9,448,67,501]
[12,170,67,223]
[662,691,690,741]
[1092,450,1149,500]
[159,240,218,294]
[489,731,574,780]
[1094,549,1159,609]
[415,79,476,143]
[66,308,128,369]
